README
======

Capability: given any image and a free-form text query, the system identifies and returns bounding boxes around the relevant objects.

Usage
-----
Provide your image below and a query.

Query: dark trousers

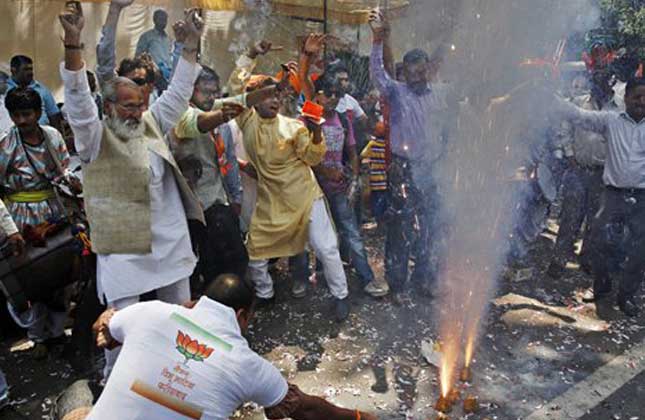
[587,187,645,300]
[384,156,439,292]
[553,166,604,265]
[188,204,248,295]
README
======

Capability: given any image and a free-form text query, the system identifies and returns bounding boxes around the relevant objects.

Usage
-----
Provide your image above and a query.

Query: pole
[323,0,328,34]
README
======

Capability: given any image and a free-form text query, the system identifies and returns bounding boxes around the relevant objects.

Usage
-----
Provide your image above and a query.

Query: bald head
[204,274,255,312]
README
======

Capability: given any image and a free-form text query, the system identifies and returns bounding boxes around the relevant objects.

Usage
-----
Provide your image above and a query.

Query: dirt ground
[1,221,644,420]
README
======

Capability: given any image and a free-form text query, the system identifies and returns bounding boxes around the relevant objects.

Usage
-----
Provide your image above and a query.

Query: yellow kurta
[237,109,326,260]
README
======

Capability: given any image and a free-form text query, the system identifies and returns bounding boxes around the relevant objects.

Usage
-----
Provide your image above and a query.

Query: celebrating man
[59,3,204,377]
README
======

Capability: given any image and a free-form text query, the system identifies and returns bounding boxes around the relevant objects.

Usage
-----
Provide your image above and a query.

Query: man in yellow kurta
[237,76,350,322]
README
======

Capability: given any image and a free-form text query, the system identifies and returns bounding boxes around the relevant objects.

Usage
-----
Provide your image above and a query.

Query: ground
[1,221,644,420]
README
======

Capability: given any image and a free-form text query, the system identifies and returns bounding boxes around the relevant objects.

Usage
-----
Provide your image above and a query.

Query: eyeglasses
[130,77,148,86]
[115,102,147,113]
[197,88,221,98]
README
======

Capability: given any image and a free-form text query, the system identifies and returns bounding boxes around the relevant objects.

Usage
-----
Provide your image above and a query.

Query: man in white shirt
[558,77,645,317]
[59,4,204,377]
[53,274,377,420]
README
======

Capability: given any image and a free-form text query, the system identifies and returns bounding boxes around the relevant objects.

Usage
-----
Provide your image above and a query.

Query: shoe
[255,296,276,308]
[618,297,640,317]
[364,281,389,298]
[334,298,350,322]
[291,279,307,299]
[546,262,565,279]
[32,342,48,360]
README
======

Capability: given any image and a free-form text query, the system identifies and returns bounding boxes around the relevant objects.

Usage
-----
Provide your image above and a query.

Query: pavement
[1,222,644,420]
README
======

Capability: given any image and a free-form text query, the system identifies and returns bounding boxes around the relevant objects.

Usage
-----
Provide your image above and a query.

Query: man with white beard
[58,3,205,378]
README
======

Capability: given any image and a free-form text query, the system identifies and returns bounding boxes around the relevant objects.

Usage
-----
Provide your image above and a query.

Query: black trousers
[188,204,248,295]
[553,166,604,265]
[587,186,645,300]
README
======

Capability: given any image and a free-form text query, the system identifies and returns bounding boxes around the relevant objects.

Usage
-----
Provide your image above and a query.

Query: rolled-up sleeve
[150,57,202,136]
[295,128,326,167]
[60,63,103,164]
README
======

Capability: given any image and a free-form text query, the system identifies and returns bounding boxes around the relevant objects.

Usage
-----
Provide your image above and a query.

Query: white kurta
[61,57,201,304]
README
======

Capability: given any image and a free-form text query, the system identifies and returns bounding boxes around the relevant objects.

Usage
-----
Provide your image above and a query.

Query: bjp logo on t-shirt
[176,330,214,364]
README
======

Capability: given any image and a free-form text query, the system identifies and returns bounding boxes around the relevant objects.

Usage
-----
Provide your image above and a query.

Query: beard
[105,109,145,141]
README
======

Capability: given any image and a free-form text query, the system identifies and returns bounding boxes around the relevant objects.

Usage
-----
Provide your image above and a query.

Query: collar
[8,78,37,89]
[194,296,242,335]
[619,112,645,125]
[407,83,432,96]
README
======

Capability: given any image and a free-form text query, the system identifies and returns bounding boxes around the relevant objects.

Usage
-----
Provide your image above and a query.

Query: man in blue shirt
[9,55,62,133]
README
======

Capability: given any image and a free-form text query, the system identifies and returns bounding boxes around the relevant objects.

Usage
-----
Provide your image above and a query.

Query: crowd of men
[0,1,645,418]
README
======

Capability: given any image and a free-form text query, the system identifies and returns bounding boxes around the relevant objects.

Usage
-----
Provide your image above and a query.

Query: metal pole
[323,0,328,57]
[323,0,328,34]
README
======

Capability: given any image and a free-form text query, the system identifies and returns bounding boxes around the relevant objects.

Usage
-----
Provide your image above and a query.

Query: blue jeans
[384,156,440,292]
[327,192,375,285]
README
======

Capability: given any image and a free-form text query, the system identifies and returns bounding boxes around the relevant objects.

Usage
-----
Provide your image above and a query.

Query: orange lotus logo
[176,331,214,364]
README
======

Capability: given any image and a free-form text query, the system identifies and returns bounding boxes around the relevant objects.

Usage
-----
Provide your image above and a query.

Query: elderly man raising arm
[59,3,204,378]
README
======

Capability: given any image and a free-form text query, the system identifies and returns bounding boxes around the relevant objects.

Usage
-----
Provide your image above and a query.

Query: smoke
[227,1,274,56]
[422,0,601,395]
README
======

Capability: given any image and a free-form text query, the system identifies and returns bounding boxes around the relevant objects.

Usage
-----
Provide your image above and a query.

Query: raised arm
[96,0,134,88]
[369,9,397,97]
[59,2,103,164]
[150,9,203,135]
[226,40,273,95]
[380,12,395,78]
[299,34,327,101]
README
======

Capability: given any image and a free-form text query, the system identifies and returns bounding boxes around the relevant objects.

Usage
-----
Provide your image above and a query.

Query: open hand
[303,33,328,57]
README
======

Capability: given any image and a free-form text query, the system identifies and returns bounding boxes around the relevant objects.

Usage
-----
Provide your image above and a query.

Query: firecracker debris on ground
[1,220,644,420]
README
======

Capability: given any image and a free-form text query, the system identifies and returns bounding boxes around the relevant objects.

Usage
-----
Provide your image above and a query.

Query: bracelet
[183,46,199,53]
[355,410,361,420]
[63,43,84,50]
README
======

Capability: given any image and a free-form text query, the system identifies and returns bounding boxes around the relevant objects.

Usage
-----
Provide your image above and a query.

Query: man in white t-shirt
[330,65,367,125]
[54,274,377,420]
